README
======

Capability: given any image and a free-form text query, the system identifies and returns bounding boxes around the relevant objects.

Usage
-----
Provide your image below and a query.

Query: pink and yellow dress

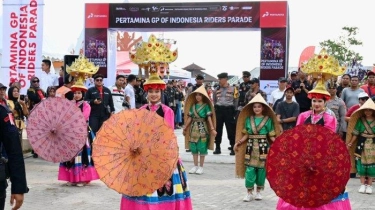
[276,109,351,210]
[120,103,192,210]
[58,100,100,183]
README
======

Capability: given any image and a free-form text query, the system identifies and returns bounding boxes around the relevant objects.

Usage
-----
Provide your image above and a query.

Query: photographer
[84,74,114,134]
[6,86,29,149]
[0,87,29,210]
[291,71,312,113]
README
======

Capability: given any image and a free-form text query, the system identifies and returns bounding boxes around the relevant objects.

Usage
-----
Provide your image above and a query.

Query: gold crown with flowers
[300,48,346,99]
[300,48,346,80]
[66,55,99,91]
[129,34,178,64]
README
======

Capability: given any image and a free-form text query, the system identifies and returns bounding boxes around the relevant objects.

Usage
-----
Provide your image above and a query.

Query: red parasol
[92,109,178,196]
[266,124,351,208]
[26,97,87,163]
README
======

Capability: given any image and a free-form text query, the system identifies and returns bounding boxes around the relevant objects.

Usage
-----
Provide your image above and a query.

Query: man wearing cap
[213,72,238,155]
[345,92,369,122]
[291,71,312,113]
[84,74,115,134]
[326,82,347,137]
[288,71,298,85]
[244,78,267,104]
[275,86,299,132]
[269,77,297,110]
[341,75,364,109]
[361,71,375,98]
[237,71,252,111]
[186,74,205,96]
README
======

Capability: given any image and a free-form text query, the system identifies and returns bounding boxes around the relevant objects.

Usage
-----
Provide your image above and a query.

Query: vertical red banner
[85,4,109,77]
[260,28,287,80]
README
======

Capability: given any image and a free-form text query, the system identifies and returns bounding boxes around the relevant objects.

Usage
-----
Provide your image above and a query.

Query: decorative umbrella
[26,97,87,163]
[92,109,178,196]
[266,124,350,208]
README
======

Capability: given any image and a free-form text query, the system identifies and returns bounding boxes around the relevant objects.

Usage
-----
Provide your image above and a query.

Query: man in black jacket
[0,104,28,210]
[84,74,115,134]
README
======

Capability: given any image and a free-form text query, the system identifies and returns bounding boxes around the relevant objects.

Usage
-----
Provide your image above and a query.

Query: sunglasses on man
[32,80,39,83]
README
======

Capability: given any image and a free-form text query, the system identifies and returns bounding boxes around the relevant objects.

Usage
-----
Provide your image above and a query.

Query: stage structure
[84,1,289,86]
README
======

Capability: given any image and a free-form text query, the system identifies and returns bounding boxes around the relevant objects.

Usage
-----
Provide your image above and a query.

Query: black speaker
[63,55,79,83]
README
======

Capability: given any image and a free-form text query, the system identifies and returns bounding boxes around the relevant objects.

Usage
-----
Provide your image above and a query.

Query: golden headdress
[300,48,346,100]
[66,55,99,92]
[130,34,178,79]
[142,70,166,91]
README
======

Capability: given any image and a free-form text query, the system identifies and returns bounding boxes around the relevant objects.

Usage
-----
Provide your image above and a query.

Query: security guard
[326,82,347,139]
[238,71,252,112]
[213,72,238,155]
[0,104,28,210]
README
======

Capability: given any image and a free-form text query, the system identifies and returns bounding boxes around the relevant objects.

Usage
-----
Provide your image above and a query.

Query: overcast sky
[1,0,373,76]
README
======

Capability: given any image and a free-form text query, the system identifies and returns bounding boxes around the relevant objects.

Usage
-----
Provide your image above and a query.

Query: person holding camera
[84,74,114,134]
[109,75,127,113]
[6,86,29,150]
[291,71,312,113]
[0,84,29,210]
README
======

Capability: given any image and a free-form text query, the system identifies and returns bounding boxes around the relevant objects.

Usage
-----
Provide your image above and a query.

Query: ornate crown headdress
[129,34,178,79]
[300,48,346,100]
[66,55,99,92]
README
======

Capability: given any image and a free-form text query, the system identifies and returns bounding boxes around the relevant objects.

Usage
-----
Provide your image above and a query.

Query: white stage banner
[1,0,44,93]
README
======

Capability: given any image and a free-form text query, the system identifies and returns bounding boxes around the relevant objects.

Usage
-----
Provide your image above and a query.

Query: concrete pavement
[10,127,375,209]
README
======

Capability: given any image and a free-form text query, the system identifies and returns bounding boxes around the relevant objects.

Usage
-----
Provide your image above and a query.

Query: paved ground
[9,128,375,209]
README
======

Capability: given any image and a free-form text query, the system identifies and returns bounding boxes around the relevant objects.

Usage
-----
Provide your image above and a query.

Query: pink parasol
[26,97,87,163]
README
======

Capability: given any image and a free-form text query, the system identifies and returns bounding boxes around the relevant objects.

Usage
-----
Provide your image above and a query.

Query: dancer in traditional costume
[58,85,99,186]
[183,85,216,175]
[276,49,351,209]
[120,71,192,210]
[234,93,279,202]
[347,99,375,194]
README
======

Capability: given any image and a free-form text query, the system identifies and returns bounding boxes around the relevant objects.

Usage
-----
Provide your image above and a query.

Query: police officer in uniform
[213,73,238,155]
[238,71,252,113]
[0,104,28,210]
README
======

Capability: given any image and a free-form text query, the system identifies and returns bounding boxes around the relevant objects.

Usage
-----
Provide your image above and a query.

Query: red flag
[298,46,315,67]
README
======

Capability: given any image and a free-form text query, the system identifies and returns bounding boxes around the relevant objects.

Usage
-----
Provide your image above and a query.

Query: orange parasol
[92,109,178,196]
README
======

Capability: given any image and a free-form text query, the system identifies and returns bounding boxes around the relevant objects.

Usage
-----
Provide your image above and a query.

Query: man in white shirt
[40,59,58,92]
[269,77,297,108]
[125,74,136,109]
[109,75,126,113]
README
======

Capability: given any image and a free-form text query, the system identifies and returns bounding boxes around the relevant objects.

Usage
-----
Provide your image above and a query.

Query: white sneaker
[358,185,367,193]
[366,185,373,194]
[243,193,253,202]
[189,166,198,174]
[76,183,84,187]
[254,192,263,200]
[195,167,204,175]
